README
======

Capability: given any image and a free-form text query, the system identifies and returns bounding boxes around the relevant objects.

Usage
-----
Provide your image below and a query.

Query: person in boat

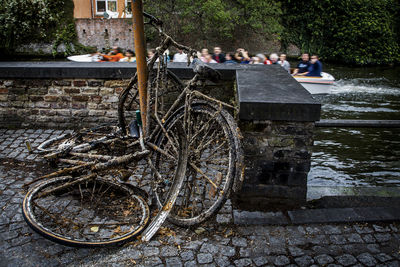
[306,55,322,77]
[212,46,226,63]
[255,53,268,64]
[234,48,251,64]
[147,48,170,62]
[173,49,188,62]
[203,54,217,63]
[250,55,263,64]
[119,50,136,62]
[292,53,311,76]
[269,53,279,64]
[102,46,124,62]
[200,48,211,63]
[224,53,237,64]
[278,53,290,73]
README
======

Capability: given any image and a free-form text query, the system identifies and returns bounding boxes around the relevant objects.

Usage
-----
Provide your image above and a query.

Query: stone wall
[235,120,314,210]
[0,78,234,129]
[0,78,124,129]
[75,18,134,51]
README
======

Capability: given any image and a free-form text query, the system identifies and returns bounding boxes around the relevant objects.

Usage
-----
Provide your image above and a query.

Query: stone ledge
[236,66,321,122]
[288,207,400,224]
[233,206,400,225]
[233,210,289,225]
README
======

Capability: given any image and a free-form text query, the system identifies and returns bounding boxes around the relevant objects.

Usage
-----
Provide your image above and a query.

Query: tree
[281,0,400,65]
[143,0,282,50]
[0,0,75,56]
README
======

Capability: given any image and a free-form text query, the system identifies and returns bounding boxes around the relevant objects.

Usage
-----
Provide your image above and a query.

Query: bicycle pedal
[128,120,140,138]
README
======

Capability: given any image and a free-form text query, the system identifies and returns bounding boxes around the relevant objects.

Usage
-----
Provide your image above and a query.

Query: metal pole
[131,0,148,135]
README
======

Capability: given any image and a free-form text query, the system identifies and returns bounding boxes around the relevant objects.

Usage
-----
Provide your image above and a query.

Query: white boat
[294,72,335,94]
[67,54,101,62]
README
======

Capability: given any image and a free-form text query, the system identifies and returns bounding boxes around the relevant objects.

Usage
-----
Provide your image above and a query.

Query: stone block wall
[0,78,235,129]
[75,18,134,51]
[0,78,126,129]
[235,120,315,210]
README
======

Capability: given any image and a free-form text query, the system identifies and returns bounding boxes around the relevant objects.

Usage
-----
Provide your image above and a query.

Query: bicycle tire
[118,70,184,134]
[153,101,240,226]
[37,125,120,154]
[22,176,150,247]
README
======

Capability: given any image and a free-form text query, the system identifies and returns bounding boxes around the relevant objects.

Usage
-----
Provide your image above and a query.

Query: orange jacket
[102,53,125,62]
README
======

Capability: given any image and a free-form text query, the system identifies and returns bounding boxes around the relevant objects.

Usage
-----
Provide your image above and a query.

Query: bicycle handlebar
[143,12,163,27]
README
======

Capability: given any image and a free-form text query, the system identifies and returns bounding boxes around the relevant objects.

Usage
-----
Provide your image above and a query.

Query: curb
[234,206,400,225]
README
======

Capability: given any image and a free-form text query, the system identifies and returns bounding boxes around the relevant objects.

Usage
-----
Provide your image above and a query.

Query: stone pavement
[1,128,400,267]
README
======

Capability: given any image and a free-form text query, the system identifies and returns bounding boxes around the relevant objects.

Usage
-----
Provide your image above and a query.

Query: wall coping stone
[0,62,321,122]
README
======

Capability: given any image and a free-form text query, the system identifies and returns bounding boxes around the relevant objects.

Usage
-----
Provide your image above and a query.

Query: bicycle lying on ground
[22,12,243,247]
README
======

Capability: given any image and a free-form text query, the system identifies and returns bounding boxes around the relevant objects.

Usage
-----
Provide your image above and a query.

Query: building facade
[73,0,135,51]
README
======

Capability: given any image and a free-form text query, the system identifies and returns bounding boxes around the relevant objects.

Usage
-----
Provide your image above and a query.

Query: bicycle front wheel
[154,101,240,226]
[22,176,150,247]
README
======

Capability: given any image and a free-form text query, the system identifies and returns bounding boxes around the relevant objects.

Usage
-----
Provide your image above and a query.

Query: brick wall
[75,18,135,51]
[0,78,125,129]
[0,78,234,129]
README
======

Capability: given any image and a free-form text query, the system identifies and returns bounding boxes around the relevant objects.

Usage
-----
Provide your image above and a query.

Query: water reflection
[308,64,400,187]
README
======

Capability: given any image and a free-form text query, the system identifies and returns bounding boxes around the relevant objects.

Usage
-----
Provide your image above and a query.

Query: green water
[308,64,400,187]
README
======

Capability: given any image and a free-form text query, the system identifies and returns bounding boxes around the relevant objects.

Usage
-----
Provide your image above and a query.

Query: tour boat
[67,54,101,62]
[294,72,335,94]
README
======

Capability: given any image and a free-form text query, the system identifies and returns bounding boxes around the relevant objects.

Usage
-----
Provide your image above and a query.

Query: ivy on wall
[281,0,400,65]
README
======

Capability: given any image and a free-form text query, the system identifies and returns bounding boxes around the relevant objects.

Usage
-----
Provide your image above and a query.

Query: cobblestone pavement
[1,128,400,267]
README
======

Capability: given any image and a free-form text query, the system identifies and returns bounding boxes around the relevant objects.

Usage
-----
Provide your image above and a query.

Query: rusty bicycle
[22,9,243,247]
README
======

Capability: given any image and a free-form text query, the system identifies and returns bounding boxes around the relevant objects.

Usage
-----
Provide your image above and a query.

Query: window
[96,0,117,15]
[124,0,132,18]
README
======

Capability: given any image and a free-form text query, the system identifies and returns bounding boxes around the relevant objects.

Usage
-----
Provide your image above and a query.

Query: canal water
[308,64,400,189]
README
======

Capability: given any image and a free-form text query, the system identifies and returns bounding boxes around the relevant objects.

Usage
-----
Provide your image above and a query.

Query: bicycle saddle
[191,58,221,83]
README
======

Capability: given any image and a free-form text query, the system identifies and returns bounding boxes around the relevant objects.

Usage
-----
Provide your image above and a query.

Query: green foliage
[52,23,77,57]
[281,0,400,65]
[143,0,282,48]
[0,0,76,55]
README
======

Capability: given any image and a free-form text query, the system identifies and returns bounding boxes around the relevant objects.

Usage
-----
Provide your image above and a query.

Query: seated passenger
[234,48,251,64]
[204,54,217,63]
[269,53,279,64]
[212,46,226,63]
[306,55,322,77]
[102,46,124,62]
[147,49,156,60]
[119,50,136,62]
[173,49,188,62]
[278,53,290,73]
[292,53,311,76]
[224,53,237,64]
[250,56,263,64]
[200,48,210,63]
[147,48,170,62]
[254,53,269,64]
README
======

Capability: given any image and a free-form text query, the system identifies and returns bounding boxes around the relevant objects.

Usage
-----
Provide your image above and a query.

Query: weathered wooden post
[131,0,148,135]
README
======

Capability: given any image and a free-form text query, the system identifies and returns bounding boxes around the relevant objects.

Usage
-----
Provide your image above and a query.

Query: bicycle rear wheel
[22,176,149,247]
[154,101,241,226]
